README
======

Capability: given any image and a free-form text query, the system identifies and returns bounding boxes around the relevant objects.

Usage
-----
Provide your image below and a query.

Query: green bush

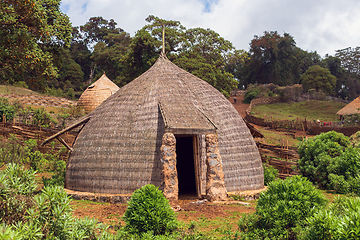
[243,86,261,103]
[350,131,360,147]
[31,107,57,127]
[0,135,28,165]
[0,135,67,178]
[0,164,113,239]
[238,175,327,239]
[0,98,17,122]
[299,196,360,240]
[263,163,279,186]
[297,131,350,187]
[124,184,178,235]
[0,163,37,224]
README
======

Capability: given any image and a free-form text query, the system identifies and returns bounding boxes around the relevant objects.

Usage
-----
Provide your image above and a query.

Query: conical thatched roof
[337,96,360,116]
[77,73,119,113]
[66,53,264,194]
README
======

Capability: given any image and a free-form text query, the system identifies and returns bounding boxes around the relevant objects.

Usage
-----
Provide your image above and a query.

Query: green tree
[244,31,301,87]
[322,55,350,99]
[0,0,72,90]
[80,17,129,84]
[174,27,238,97]
[301,65,336,95]
[334,47,360,100]
[91,31,131,86]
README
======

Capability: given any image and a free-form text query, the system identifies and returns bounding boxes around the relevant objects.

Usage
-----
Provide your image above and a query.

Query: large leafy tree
[80,17,130,84]
[174,27,238,97]
[0,0,72,90]
[334,47,360,100]
[301,65,336,95]
[243,31,301,87]
[91,31,131,86]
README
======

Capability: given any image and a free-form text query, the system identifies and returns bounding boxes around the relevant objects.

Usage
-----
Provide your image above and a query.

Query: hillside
[0,85,76,110]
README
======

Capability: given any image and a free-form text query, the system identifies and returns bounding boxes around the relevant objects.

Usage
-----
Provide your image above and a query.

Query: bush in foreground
[0,163,113,240]
[297,131,350,188]
[263,163,279,186]
[238,175,327,239]
[123,184,178,235]
[299,196,360,240]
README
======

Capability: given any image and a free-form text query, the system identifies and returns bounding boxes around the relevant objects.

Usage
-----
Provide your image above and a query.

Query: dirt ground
[229,96,248,118]
[70,196,256,232]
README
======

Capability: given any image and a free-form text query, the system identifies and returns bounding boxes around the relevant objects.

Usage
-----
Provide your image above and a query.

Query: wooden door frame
[175,134,201,198]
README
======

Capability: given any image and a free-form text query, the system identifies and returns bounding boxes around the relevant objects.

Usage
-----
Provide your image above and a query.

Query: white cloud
[61,0,360,57]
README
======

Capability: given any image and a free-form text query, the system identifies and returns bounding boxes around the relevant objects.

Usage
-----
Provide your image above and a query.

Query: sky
[60,0,360,57]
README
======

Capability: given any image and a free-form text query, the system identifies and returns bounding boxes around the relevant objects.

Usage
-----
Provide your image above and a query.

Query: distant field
[251,100,347,122]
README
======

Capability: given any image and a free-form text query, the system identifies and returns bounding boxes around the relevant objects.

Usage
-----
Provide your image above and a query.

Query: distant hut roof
[77,73,119,113]
[337,96,360,116]
[65,53,264,195]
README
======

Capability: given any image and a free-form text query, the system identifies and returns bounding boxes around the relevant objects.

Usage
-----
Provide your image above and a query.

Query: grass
[258,127,301,147]
[252,100,346,122]
[0,85,41,96]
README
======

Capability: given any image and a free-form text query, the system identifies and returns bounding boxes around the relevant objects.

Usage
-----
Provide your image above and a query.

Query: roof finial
[162,24,165,55]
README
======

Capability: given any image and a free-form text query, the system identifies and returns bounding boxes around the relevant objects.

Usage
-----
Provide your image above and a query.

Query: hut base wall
[205,134,227,201]
[160,133,179,200]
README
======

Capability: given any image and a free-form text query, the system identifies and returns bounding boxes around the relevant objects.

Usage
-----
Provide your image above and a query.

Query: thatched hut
[77,73,119,113]
[337,96,360,117]
[45,53,263,200]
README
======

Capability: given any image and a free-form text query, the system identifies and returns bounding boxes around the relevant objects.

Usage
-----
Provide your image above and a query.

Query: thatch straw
[337,96,360,116]
[77,73,119,113]
[66,53,264,194]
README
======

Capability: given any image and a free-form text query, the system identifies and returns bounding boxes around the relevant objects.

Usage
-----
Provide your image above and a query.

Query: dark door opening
[176,136,197,195]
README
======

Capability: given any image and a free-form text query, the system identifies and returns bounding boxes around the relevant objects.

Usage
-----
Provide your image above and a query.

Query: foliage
[31,107,58,127]
[297,131,350,187]
[298,196,360,240]
[42,157,66,187]
[0,164,113,239]
[350,131,360,148]
[263,163,279,186]
[327,147,360,194]
[0,135,67,182]
[0,0,72,90]
[123,184,178,235]
[238,175,327,239]
[301,65,337,95]
[243,85,261,103]
[0,163,36,224]
[0,97,17,122]
[0,135,30,165]
[243,31,302,88]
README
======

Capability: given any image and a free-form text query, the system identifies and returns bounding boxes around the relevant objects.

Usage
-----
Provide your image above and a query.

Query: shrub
[31,107,57,127]
[297,131,350,187]
[0,135,28,165]
[123,184,178,235]
[0,98,17,122]
[243,86,260,103]
[263,163,278,186]
[0,163,36,224]
[238,175,327,239]
[299,196,360,240]
[350,131,360,147]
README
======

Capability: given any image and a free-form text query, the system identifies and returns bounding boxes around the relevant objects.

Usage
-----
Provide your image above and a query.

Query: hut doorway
[175,135,201,197]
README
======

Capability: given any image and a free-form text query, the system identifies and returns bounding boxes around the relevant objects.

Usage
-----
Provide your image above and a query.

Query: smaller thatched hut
[337,96,360,117]
[77,73,119,113]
